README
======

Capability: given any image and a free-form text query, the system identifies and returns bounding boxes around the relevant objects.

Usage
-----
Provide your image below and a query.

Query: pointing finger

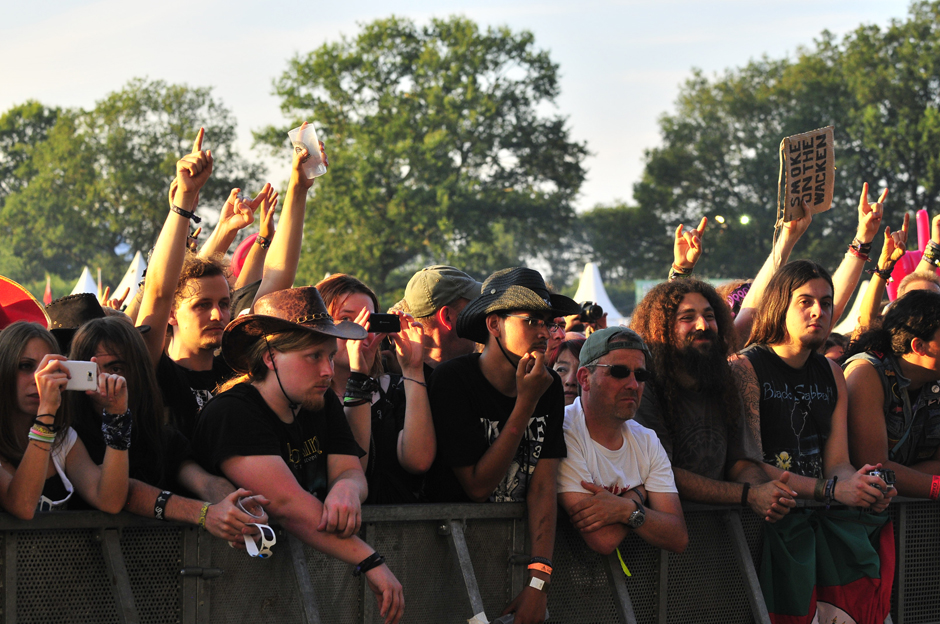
[192,127,205,154]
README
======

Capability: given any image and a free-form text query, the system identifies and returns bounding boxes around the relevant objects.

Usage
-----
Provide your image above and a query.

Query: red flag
[43,274,52,305]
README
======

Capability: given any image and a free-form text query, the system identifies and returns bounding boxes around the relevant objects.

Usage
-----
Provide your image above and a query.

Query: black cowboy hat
[222,286,367,373]
[456,267,581,344]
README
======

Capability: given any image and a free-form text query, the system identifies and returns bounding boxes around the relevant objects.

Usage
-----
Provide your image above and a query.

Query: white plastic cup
[287,123,327,179]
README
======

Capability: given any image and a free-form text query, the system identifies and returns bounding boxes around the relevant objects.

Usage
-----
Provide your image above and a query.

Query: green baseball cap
[404,266,482,318]
[579,327,652,368]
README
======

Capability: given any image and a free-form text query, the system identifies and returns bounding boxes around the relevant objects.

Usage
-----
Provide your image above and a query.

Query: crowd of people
[2,125,940,624]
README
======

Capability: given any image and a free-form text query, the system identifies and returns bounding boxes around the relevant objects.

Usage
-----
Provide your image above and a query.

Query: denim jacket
[844,351,940,465]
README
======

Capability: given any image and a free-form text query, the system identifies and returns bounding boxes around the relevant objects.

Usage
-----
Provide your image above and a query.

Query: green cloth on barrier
[760,508,894,624]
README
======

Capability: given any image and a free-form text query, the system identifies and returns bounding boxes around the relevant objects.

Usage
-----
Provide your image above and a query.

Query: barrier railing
[0,498,936,623]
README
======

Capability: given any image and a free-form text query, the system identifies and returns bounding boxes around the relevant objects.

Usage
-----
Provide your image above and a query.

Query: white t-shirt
[39,427,77,511]
[558,397,677,496]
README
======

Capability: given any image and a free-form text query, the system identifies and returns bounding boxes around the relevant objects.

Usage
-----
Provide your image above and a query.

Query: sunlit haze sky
[1,0,911,211]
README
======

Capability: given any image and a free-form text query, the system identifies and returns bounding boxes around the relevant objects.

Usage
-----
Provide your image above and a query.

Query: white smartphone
[63,361,98,392]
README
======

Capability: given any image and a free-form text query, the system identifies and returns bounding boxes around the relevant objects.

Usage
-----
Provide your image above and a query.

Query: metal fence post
[3,532,15,624]
[98,528,140,624]
[657,549,669,624]
[603,551,638,624]
[288,535,322,624]
[442,519,486,618]
[725,510,771,624]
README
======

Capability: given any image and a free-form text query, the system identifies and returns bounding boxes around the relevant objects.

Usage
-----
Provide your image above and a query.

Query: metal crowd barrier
[0,498,937,624]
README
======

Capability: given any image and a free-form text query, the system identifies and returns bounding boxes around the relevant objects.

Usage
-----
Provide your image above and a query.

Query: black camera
[579,301,604,323]
[867,469,896,491]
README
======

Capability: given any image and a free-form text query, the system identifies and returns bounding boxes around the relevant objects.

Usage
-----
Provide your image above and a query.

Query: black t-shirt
[192,383,364,500]
[425,353,567,503]
[741,344,836,478]
[156,353,233,440]
[363,374,425,504]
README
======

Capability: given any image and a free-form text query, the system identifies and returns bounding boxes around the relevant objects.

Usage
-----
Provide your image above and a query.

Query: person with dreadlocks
[844,290,940,500]
[191,286,404,624]
[631,278,796,521]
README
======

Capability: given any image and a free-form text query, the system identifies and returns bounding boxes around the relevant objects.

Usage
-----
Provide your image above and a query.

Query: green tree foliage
[259,15,587,299]
[633,1,940,279]
[0,79,261,286]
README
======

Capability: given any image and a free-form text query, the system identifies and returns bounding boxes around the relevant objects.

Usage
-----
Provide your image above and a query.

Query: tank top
[741,345,836,478]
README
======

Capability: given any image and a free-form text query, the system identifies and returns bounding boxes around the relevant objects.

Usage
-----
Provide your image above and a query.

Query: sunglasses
[594,364,650,382]
[501,314,564,333]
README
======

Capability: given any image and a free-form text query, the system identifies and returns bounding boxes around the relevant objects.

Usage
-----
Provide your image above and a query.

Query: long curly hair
[846,290,940,359]
[631,279,741,429]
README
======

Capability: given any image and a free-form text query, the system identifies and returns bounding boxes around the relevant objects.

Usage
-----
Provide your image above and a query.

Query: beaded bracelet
[197,502,211,529]
[256,235,272,250]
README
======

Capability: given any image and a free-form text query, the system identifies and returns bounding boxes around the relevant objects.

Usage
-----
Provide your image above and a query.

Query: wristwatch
[627,499,646,529]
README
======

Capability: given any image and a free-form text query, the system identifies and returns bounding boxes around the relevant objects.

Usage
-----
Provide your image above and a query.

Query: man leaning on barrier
[731,259,895,624]
[426,267,578,624]
[557,327,688,555]
[191,286,403,624]
[631,279,796,522]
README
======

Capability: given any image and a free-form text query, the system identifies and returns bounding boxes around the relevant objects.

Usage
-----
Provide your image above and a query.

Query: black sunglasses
[594,364,650,382]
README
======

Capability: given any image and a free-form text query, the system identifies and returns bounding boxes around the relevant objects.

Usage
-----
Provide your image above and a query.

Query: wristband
[813,478,826,502]
[851,238,873,255]
[930,475,940,501]
[740,482,750,508]
[401,376,427,388]
[352,552,385,577]
[101,408,133,451]
[866,266,894,281]
[197,502,211,529]
[668,264,693,281]
[155,491,173,521]
[846,245,870,262]
[529,556,553,568]
[824,476,838,509]
[256,235,272,250]
[33,415,59,432]
[28,428,56,445]
[171,204,202,224]
[924,241,940,267]
[528,563,553,575]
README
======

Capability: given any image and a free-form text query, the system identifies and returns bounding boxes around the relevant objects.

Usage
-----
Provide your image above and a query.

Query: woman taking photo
[0,321,129,518]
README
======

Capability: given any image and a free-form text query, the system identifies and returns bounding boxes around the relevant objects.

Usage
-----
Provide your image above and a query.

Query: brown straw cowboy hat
[222,286,367,373]
[456,267,581,344]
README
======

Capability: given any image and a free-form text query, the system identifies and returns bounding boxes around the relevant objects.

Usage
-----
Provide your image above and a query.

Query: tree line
[3,4,940,311]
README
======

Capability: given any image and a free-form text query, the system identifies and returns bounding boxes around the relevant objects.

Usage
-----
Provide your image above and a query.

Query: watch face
[529,576,547,592]
[628,502,646,529]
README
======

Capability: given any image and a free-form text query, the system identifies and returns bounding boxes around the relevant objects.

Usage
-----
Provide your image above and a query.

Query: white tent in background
[70,267,98,295]
[112,251,147,305]
[572,262,627,326]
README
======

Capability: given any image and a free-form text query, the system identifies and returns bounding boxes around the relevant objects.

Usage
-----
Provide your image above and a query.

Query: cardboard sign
[780,126,834,221]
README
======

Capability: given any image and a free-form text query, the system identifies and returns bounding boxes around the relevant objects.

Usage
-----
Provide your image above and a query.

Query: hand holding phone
[63,361,99,392]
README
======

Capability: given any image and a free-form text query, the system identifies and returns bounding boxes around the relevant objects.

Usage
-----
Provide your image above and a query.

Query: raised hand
[674,217,708,271]
[174,128,213,202]
[257,185,279,241]
[389,313,425,375]
[857,182,889,244]
[346,306,385,374]
[35,354,69,415]
[290,122,328,191]
[88,359,128,415]
[877,212,910,273]
[100,286,131,310]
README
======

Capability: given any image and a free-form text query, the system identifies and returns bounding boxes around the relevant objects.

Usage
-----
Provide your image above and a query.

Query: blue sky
[0,0,911,211]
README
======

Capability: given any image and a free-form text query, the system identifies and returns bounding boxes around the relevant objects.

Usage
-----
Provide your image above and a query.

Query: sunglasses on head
[594,364,650,382]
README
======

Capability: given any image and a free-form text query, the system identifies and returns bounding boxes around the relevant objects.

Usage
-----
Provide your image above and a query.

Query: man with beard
[192,286,404,624]
[557,327,688,555]
[631,279,796,521]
